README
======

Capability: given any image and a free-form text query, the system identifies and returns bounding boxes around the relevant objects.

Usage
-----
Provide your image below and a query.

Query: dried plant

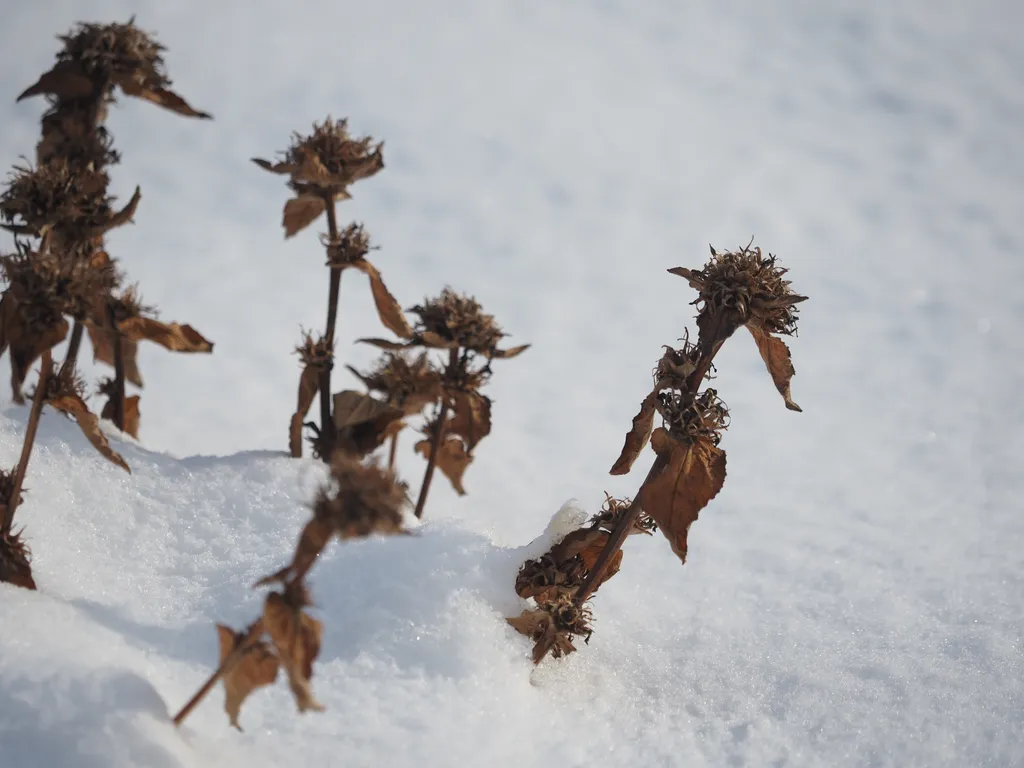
[361,287,529,518]
[172,456,407,731]
[509,242,806,664]
[254,119,409,459]
[0,19,211,589]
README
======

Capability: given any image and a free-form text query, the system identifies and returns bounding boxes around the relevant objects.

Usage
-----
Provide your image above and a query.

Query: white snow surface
[1,1,1023,766]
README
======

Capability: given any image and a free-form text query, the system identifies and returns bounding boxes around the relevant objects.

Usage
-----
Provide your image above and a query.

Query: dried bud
[324,223,372,268]
[346,351,441,415]
[312,455,406,540]
[409,288,506,353]
[657,387,729,446]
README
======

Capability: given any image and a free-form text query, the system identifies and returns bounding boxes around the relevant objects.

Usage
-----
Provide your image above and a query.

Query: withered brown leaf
[609,392,657,476]
[290,365,321,459]
[48,392,130,473]
[414,435,472,495]
[217,624,280,731]
[117,79,212,119]
[332,390,405,459]
[262,591,325,714]
[640,428,726,564]
[118,317,213,353]
[349,260,414,339]
[16,61,95,102]
[100,393,141,439]
[86,323,143,387]
[747,318,801,412]
[447,391,491,453]
[488,344,531,360]
[0,298,69,404]
[282,193,327,238]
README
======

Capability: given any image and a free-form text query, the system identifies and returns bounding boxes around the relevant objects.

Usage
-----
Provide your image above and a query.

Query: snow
[1,0,1023,766]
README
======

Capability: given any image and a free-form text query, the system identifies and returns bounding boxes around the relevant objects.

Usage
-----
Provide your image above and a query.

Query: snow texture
[0,0,1022,766]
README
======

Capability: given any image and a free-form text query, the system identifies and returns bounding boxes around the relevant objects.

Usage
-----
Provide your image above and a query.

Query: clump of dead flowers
[360,287,529,518]
[508,242,806,663]
[0,18,211,589]
[254,118,412,460]
[172,455,408,731]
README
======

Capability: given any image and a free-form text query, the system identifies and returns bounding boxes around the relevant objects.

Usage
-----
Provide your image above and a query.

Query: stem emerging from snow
[3,351,52,534]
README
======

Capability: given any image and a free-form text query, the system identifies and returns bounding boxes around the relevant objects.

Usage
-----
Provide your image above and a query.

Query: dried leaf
[262,592,325,714]
[349,260,414,339]
[117,78,212,119]
[746,319,801,412]
[101,186,142,233]
[255,516,334,588]
[640,428,726,564]
[490,344,531,359]
[118,317,214,353]
[16,61,95,102]
[48,393,130,473]
[6,310,69,405]
[550,527,622,589]
[100,394,141,439]
[357,338,415,351]
[282,194,326,238]
[332,390,404,458]
[609,392,657,475]
[414,435,472,495]
[447,392,491,452]
[251,158,295,175]
[290,364,321,458]
[86,324,143,387]
[419,330,460,349]
[217,624,279,731]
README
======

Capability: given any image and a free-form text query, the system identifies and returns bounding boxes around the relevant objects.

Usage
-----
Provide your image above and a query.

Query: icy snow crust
[1,0,1023,765]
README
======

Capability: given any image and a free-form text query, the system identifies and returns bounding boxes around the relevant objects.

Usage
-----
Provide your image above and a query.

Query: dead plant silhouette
[509,242,806,664]
[253,118,410,460]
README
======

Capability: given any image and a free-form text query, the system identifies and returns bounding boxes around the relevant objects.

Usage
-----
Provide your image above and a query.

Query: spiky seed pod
[347,351,441,413]
[324,223,372,268]
[284,118,384,188]
[312,455,406,540]
[296,331,333,370]
[657,387,730,446]
[409,288,506,354]
[55,19,172,93]
[0,162,114,235]
[1,250,67,336]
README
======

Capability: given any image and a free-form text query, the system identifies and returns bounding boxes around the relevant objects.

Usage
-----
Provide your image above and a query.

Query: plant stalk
[317,194,343,460]
[413,348,459,519]
[58,320,85,380]
[387,431,399,471]
[574,335,728,606]
[3,351,52,534]
[107,304,125,432]
[172,620,264,727]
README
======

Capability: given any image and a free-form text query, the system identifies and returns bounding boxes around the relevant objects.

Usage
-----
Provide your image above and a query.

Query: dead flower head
[17,18,211,119]
[507,592,593,664]
[324,223,372,269]
[346,351,441,416]
[253,118,384,237]
[657,387,729,447]
[314,455,407,540]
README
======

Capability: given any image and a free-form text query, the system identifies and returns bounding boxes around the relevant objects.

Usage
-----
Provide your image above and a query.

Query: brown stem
[574,333,728,606]
[172,620,264,727]
[317,195,343,461]
[414,349,459,519]
[107,304,125,432]
[3,351,52,534]
[387,431,399,471]
[58,321,85,380]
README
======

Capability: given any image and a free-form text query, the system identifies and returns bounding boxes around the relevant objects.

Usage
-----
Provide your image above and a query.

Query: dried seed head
[108,284,153,324]
[324,223,372,268]
[0,161,114,237]
[312,455,406,540]
[544,593,593,642]
[39,108,120,169]
[410,288,506,353]
[0,528,35,590]
[654,334,704,390]
[295,330,333,369]
[1,250,66,335]
[56,19,171,92]
[348,351,441,412]
[39,364,86,403]
[590,493,658,536]
[678,244,806,337]
[285,117,384,189]
[657,387,730,446]
[515,553,586,600]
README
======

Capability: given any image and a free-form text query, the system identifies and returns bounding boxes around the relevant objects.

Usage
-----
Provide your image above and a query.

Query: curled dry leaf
[118,317,213,352]
[0,297,69,404]
[640,428,726,564]
[332,390,405,459]
[415,434,472,495]
[100,393,140,439]
[448,391,491,452]
[263,589,325,714]
[281,193,327,238]
[117,79,212,119]
[216,624,280,731]
[747,318,801,412]
[609,392,657,476]
[349,260,414,339]
[47,392,130,473]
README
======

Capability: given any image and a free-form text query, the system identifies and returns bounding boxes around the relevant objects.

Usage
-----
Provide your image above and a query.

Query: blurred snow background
[0,1,1021,766]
